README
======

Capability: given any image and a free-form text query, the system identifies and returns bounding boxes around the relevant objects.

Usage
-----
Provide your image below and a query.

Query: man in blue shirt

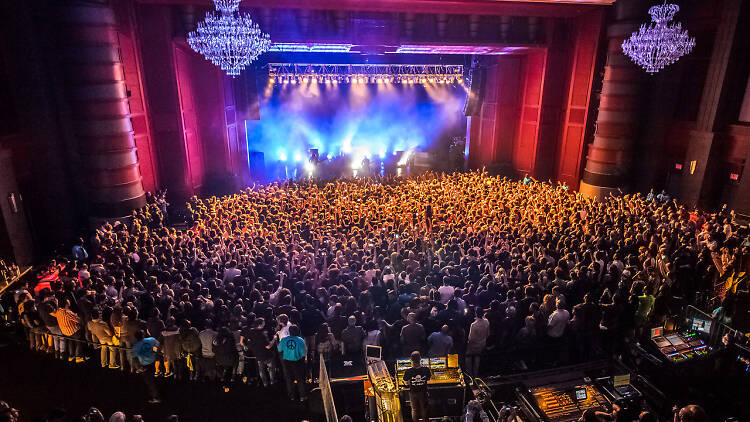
[71,238,88,262]
[133,330,161,404]
[278,325,307,401]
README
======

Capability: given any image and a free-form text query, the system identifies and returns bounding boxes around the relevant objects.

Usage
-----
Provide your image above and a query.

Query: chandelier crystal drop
[622,2,695,74]
[187,0,271,77]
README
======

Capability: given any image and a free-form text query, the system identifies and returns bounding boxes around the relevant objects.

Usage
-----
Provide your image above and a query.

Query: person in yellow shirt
[52,299,84,363]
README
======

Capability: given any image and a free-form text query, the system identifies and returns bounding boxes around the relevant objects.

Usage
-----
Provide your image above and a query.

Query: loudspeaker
[248,150,265,181]
[463,67,485,116]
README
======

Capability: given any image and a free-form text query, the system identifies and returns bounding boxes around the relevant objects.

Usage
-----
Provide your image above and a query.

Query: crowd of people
[0,399,179,422]
[6,171,749,407]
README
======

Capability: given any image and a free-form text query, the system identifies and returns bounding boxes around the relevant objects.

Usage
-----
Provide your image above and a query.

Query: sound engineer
[403,351,431,422]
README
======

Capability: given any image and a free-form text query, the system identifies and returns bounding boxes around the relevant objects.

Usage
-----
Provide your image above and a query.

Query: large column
[0,148,34,266]
[677,0,742,207]
[60,1,146,219]
[579,1,644,198]
[727,76,750,214]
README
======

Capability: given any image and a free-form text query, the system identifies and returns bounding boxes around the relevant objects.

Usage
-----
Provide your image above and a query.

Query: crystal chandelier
[622,2,695,74]
[187,0,271,77]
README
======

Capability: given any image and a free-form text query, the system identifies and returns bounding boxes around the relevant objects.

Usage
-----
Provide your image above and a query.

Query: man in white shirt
[547,299,570,338]
[466,308,490,378]
[274,314,291,341]
[222,260,241,284]
[198,320,218,380]
[437,277,455,305]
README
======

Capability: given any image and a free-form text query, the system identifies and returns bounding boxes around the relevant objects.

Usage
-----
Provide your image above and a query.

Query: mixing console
[653,330,712,363]
[530,383,609,422]
[395,355,463,387]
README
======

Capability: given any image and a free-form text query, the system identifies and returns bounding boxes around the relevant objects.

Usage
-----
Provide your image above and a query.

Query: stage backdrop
[246,76,467,180]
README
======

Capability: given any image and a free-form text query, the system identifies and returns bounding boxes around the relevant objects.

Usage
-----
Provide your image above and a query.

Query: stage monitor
[690,317,712,334]
[366,345,382,361]
[613,374,630,387]
[651,326,664,338]
[396,359,412,371]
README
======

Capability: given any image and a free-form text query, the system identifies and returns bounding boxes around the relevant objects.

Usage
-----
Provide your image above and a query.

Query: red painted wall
[137,4,193,201]
[535,20,573,182]
[494,58,523,164]
[467,57,523,169]
[555,9,603,189]
[173,44,205,193]
[513,50,546,177]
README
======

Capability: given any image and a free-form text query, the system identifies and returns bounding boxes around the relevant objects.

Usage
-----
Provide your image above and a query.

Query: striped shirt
[53,308,81,336]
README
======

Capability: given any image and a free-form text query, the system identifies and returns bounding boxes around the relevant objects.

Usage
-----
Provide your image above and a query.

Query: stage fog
[246,77,468,181]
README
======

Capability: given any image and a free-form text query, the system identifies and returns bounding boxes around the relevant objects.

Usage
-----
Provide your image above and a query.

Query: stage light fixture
[345,76,350,83]
[291,78,297,84]
[302,76,309,83]
[358,77,364,83]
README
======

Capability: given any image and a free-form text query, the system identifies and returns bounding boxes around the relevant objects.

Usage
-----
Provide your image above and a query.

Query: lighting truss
[267,64,464,85]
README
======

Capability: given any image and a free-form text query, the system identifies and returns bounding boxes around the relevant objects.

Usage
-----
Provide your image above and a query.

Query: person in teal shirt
[133,331,160,403]
[278,325,307,401]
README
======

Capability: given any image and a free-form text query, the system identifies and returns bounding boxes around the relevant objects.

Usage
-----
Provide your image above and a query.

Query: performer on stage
[403,350,431,422]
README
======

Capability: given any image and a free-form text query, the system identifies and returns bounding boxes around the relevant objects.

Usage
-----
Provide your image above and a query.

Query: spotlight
[276,76,281,83]
[269,76,275,84]
[293,152,302,162]
[358,77,364,83]
[376,77,382,84]
[457,77,464,84]
[350,159,362,170]
[278,151,288,161]
[302,76,309,83]
[291,78,297,84]
[304,161,315,174]
[346,76,350,83]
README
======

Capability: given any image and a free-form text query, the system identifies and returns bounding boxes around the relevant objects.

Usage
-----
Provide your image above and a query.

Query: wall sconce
[7,193,19,214]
